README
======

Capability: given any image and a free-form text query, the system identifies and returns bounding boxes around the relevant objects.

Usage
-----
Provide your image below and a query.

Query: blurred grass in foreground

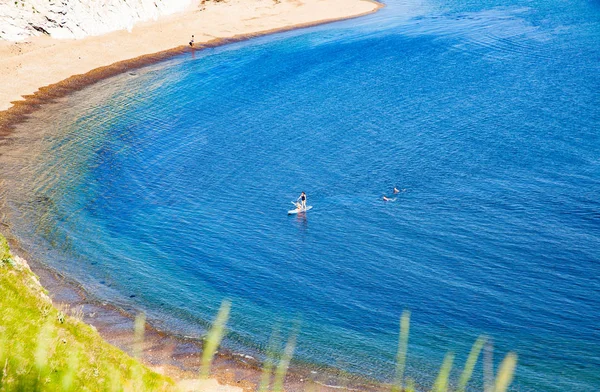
[0,234,174,391]
[1,233,517,391]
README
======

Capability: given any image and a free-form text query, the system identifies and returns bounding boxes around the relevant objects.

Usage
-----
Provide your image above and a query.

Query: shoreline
[6,240,387,392]
[0,0,382,119]
[0,0,384,390]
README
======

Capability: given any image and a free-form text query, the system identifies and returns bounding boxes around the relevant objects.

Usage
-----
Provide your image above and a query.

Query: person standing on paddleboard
[297,192,307,210]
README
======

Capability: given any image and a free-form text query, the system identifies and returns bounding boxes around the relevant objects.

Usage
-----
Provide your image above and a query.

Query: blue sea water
[1,0,599,390]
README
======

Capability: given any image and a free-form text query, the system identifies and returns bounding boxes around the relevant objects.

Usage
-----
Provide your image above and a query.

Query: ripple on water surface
[1,0,599,390]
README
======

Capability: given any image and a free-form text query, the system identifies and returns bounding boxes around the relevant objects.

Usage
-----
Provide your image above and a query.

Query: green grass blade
[405,378,416,392]
[258,326,281,392]
[271,328,298,392]
[484,340,494,392]
[457,336,486,392]
[200,300,231,378]
[61,351,80,391]
[432,352,454,392]
[108,365,122,392]
[0,331,5,386]
[134,312,146,359]
[494,352,517,392]
[35,320,55,371]
[392,310,411,392]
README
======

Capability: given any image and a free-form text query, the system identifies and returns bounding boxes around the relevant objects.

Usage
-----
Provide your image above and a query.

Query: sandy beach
[0,0,380,390]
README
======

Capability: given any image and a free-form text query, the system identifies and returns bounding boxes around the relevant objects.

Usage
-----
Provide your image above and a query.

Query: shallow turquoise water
[1,0,599,390]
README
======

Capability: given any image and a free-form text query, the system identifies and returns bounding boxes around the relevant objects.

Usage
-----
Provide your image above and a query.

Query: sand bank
[0,0,381,114]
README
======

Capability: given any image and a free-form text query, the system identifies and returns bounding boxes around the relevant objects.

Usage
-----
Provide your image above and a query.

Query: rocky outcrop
[0,0,196,41]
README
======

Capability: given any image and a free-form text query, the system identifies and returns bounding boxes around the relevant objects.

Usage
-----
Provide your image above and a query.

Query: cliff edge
[0,0,196,41]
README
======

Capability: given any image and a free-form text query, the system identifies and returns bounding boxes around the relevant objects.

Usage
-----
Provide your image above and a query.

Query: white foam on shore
[313,380,364,391]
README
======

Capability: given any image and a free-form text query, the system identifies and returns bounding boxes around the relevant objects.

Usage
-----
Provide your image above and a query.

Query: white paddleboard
[288,205,313,215]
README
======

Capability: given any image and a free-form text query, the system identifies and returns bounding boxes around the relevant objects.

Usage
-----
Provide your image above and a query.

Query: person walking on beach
[297,192,307,210]
[189,35,195,47]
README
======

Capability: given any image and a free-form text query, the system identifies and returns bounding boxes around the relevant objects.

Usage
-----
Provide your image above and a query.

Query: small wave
[408,7,557,61]
[233,352,256,361]
[313,380,364,391]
